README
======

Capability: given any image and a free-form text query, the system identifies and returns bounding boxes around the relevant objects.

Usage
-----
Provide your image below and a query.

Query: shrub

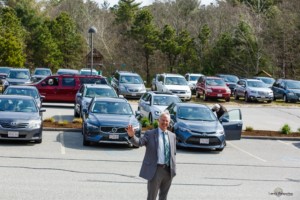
[245,126,253,131]
[153,120,159,128]
[43,117,55,123]
[58,120,69,126]
[281,124,291,134]
[140,117,150,127]
[73,118,82,124]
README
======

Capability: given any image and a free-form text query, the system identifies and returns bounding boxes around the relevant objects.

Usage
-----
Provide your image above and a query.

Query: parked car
[215,74,239,95]
[31,74,108,103]
[82,97,141,147]
[3,85,44,108]
[184,73,204,94]
[151,74,161,91]
[253,76,275,88]
[156,73,192,101]
[79,68,98,75]
[272,79,300,103]
[74,84,119,117]
[165,102,242,151]
[0,95,46,143]
[0,73,8,93]
[234,79,273,103]
[138,91,182,123]
[0,66,11,75]
[56,68,79,75]
[111,71,146,99]
[195,76,231,102]
[6,68,31,86]
[31,68,52,82]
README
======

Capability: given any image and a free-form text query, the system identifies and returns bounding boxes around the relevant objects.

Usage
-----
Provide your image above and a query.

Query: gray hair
[159,111,171,120]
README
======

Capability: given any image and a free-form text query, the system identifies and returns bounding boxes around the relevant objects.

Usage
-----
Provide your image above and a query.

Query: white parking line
[277,140,299,150]
[227,141,267,162]
[59,132,65,155]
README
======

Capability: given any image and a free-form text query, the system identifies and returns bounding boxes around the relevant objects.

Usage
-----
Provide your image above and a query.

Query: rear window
[79,77,108,85]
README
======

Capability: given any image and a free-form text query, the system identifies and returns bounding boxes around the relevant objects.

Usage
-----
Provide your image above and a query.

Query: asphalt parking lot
[0,131,299,199]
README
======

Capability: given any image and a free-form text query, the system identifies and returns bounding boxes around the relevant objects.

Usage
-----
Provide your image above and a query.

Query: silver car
[3,85,44,108]
[234,79,273,103]
[138,91,182,123]
[0,95,46,143]
[74,84,119,117]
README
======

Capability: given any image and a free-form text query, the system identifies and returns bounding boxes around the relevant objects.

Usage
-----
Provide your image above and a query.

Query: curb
[43,127,300,141]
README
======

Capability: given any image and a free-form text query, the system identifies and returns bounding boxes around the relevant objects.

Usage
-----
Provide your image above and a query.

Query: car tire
[203,93,208,101]
[234,91,239,100]
[149,114,153,124]
[215,147,224,151]
[83,136,90,146]
[267,100,272,103]
[225,97,230,102]
[283,94,289,103]
[245,93,250,102]
[35,139,42,144]
[196,91,200,98]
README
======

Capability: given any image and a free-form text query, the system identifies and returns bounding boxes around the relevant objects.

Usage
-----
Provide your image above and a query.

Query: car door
[220,109,243,140]
[57,77,77,102]
[139,93,151,118]
[36,76,59,102]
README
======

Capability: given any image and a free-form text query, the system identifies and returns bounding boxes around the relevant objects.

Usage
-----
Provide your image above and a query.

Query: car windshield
[0,68,10,74]
[222,75,239,83]
[247,81,265,88]
[80,70,98,75]
[165,77,187,85]
[35,69,51,76]
[190,75,201,81]
[92,101,133,115]
[120,75,143,84]
[0,99,37,112]
[84,88,118,98]
[153,96,181,106]
[258,77,275,84]
[206,79,225,86]
[286,81,300,89]
[8,71,29,79]
[177,106,216,121]
[5,88,39,99]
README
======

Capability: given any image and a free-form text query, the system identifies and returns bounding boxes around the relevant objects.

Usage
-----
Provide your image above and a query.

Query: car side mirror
[39,108,46,112]
[41,81,46,86]
[77,93,82,97]
[135,111,142,120]
[118,94,124,98]
[40,95,45,101]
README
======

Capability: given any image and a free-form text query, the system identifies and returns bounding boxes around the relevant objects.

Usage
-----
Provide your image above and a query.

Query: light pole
[88,26,97,75]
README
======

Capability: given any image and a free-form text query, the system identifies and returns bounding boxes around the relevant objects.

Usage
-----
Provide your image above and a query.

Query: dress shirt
[157,128,169,165]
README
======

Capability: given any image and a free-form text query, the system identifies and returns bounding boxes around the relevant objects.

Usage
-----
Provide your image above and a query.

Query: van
[31,74,107,103]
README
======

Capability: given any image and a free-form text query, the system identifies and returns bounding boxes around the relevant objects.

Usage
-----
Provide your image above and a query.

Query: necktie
[162,131,170,166]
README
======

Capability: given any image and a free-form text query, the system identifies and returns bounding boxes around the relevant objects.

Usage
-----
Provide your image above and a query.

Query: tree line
[0,0,299,84]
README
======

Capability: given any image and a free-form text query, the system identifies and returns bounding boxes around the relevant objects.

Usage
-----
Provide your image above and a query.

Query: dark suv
[32,74,107,103]
[272,79,300,103]
[111,71,146,98]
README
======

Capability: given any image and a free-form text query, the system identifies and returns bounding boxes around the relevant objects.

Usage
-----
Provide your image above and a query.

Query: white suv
[156,73,191,101]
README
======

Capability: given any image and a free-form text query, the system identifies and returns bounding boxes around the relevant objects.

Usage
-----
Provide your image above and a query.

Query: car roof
[176,102,208,108]
[9,68,29,71]
[162,73,184,77]
[93,97,127,103]
[35,68,51,70]
[147,91,176,96]
[84,84,112,89]
[80,68,97,71]
[118,71,140,76]
[6,85,37,90]
[205,76,223,79]
[242,78,262,82]
[0,95,34,100]
[185,73,203,76]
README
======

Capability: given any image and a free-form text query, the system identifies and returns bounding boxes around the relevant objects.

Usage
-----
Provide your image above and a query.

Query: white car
[185,73,204,94]
[138,91,182,123]
[156,73,192,101]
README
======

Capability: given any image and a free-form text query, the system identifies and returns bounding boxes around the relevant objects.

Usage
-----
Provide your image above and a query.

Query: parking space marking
[277,140,299,150]
[227,141,267,162]
[59,132,66,155]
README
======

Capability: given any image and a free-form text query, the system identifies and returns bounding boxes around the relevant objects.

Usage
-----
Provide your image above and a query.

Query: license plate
[217,94,222,97]
[109,134,119,139]
[8,131,19,137]
[200,138,209,144]
[131,93,136,96]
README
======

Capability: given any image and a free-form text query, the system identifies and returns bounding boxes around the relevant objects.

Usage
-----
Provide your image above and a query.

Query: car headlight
[28,120,42,129]
[249,90,257,94]
[186,90,191,94]
[179,126,191,133]
[226,88,231,93]
[154,110,160,116]
[86,122,99,130]
[206,88,212,93]
[120,85,126,91]
[216,129,224,135]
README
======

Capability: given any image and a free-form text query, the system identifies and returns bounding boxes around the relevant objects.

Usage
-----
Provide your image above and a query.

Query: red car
[195,76,231,101]
[31,74,107,103]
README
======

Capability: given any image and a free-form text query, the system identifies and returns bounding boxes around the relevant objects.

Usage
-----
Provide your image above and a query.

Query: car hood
[248,87,272,92]
[6,78,31,84]
[88,114,138,127]
[152,105,168,112]
[178,119,222,132]
[165,85,189,90]
[122,83,145,89]
[0,112,41,121]
[287,89,300,93]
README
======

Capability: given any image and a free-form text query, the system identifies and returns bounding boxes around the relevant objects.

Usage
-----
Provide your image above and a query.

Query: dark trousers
[147,165,173,200]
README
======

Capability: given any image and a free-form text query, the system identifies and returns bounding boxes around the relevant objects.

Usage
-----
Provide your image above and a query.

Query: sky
[94,0,217,7]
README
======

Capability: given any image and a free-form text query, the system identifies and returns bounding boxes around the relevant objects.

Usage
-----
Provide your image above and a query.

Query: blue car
[272,79,300,103]
[82,97,141,147]
[166,103,242,151]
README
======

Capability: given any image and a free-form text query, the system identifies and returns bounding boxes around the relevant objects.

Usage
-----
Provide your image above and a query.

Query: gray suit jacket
[130,128,176,181]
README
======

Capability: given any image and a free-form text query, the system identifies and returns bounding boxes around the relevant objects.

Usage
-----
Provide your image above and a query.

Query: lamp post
[88,26,97,75]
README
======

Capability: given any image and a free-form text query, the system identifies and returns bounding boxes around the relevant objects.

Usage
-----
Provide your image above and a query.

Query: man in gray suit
[127,111,176,200]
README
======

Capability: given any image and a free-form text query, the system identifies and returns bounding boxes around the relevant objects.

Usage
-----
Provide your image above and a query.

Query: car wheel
[149,114,153,124]
[234,91,239,100]
[225,97,230,102]
[283,94,289,103]
[245,93,250,102]
[196,91,200,98]
[215,147,224,151]
[74,105,80,118]
[35,139,42,144]
[267,100,272,103]
[203,93,208,101]
[83,136,90,146]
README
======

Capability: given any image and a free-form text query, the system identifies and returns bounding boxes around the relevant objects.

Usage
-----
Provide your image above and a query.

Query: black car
[272,79,300,103]
[216,74,239,95]
[82,97,141,147]
[166,103,242,151]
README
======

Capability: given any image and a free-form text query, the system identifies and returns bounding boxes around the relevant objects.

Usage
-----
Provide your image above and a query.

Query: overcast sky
[93,0,216,7]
